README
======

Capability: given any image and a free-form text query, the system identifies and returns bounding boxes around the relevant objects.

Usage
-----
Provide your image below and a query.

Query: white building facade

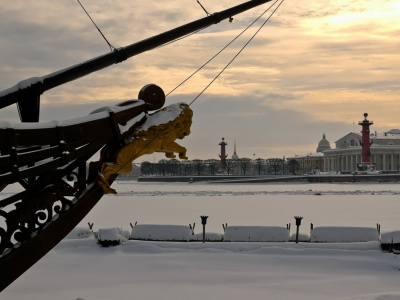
[322,129,400,172]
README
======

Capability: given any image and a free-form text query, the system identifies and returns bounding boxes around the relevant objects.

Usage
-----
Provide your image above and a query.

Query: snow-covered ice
[2,181,400,300]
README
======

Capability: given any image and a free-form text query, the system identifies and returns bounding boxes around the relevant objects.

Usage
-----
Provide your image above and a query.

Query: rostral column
[219,137,228,169]
[358,113,373,165]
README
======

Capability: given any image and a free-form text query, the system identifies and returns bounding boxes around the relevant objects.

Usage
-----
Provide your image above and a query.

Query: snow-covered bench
[380,231,400,251]
[97,228,129,246]
[223,226,290,242]
[310,226,379,243]
[130,224,192,241]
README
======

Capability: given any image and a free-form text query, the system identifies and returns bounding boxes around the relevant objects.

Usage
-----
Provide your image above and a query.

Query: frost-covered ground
[2,181,400,300]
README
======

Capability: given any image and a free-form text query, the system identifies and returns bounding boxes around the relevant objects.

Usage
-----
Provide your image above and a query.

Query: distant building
[323,128,400,172]
[287,117,400,173]
[286,152,324,174]
[231,138,239,160]
[287,134,331,173]
[316,134,331,153]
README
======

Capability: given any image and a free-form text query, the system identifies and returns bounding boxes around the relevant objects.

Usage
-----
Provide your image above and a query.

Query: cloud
[0,0,399,161]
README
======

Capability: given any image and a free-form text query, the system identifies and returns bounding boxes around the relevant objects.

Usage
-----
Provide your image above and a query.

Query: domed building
[316,134,331,153]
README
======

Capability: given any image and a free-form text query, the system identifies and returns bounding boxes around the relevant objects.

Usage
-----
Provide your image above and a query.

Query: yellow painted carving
[97,103,193,194]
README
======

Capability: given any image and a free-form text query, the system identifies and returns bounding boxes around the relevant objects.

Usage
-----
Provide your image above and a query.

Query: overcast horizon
[0,0,399,162]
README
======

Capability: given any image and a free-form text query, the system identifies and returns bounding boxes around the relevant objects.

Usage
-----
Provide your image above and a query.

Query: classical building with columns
[322,129,400,172]
[287,128,400,174]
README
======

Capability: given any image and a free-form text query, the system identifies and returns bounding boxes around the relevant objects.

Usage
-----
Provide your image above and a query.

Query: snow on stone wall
[130,224,192,241]
[223,226,290,242]
[289,233,310,242]
[381,231,400,244]
[190,232,223,241]
[310,226,379,243]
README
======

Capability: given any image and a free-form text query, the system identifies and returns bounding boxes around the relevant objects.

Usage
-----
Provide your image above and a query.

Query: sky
[0,0,399,162]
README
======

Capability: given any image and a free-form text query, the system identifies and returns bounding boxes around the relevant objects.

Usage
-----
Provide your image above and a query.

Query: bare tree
[287,159,300,175]
[192,159,205,176]
[238,158,252,175]
[167,159,181,176]
[224,159,237,175]
[140,161,154,175]
[266,158,284,175]
[181,161,193,176]
[207,159,220,176]
[157,159,168,176]
[254,158,265,175]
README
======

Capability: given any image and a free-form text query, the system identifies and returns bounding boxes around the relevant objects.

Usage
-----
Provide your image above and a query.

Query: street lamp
[294,216,303,244]
[200,215,208,243]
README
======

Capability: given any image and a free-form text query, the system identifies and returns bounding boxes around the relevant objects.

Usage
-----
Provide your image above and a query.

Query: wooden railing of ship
[0,98,158,291]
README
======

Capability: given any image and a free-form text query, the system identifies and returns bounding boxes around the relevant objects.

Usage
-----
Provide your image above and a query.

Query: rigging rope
[77,0,116,52]
[107,0,285,176]
[166,0,281,97]
[196,0,211,16]
[187,0,285,107]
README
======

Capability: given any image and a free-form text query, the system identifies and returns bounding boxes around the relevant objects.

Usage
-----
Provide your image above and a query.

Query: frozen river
[77,181,400,235]
[3,180,400,300]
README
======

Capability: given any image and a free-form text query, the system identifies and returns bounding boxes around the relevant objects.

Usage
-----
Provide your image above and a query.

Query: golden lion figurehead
[131,102,193,159]
[133,103,192,140]
[97,102,193,193]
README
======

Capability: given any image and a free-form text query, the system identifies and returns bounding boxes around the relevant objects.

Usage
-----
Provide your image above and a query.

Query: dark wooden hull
[0,181,106,291]
[0,100,148,291]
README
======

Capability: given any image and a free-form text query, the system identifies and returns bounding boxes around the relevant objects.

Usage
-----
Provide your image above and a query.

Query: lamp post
[294,216,303,244]
[200,215,208,243]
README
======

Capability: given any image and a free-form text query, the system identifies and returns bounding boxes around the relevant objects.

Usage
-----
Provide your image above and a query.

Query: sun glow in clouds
[0,0,399,159]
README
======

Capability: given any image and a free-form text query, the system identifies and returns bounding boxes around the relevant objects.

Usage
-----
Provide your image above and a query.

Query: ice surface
[2,182,400,300]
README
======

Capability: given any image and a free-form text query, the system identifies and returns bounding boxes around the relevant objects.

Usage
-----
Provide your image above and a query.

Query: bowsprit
[0,0,275,291]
